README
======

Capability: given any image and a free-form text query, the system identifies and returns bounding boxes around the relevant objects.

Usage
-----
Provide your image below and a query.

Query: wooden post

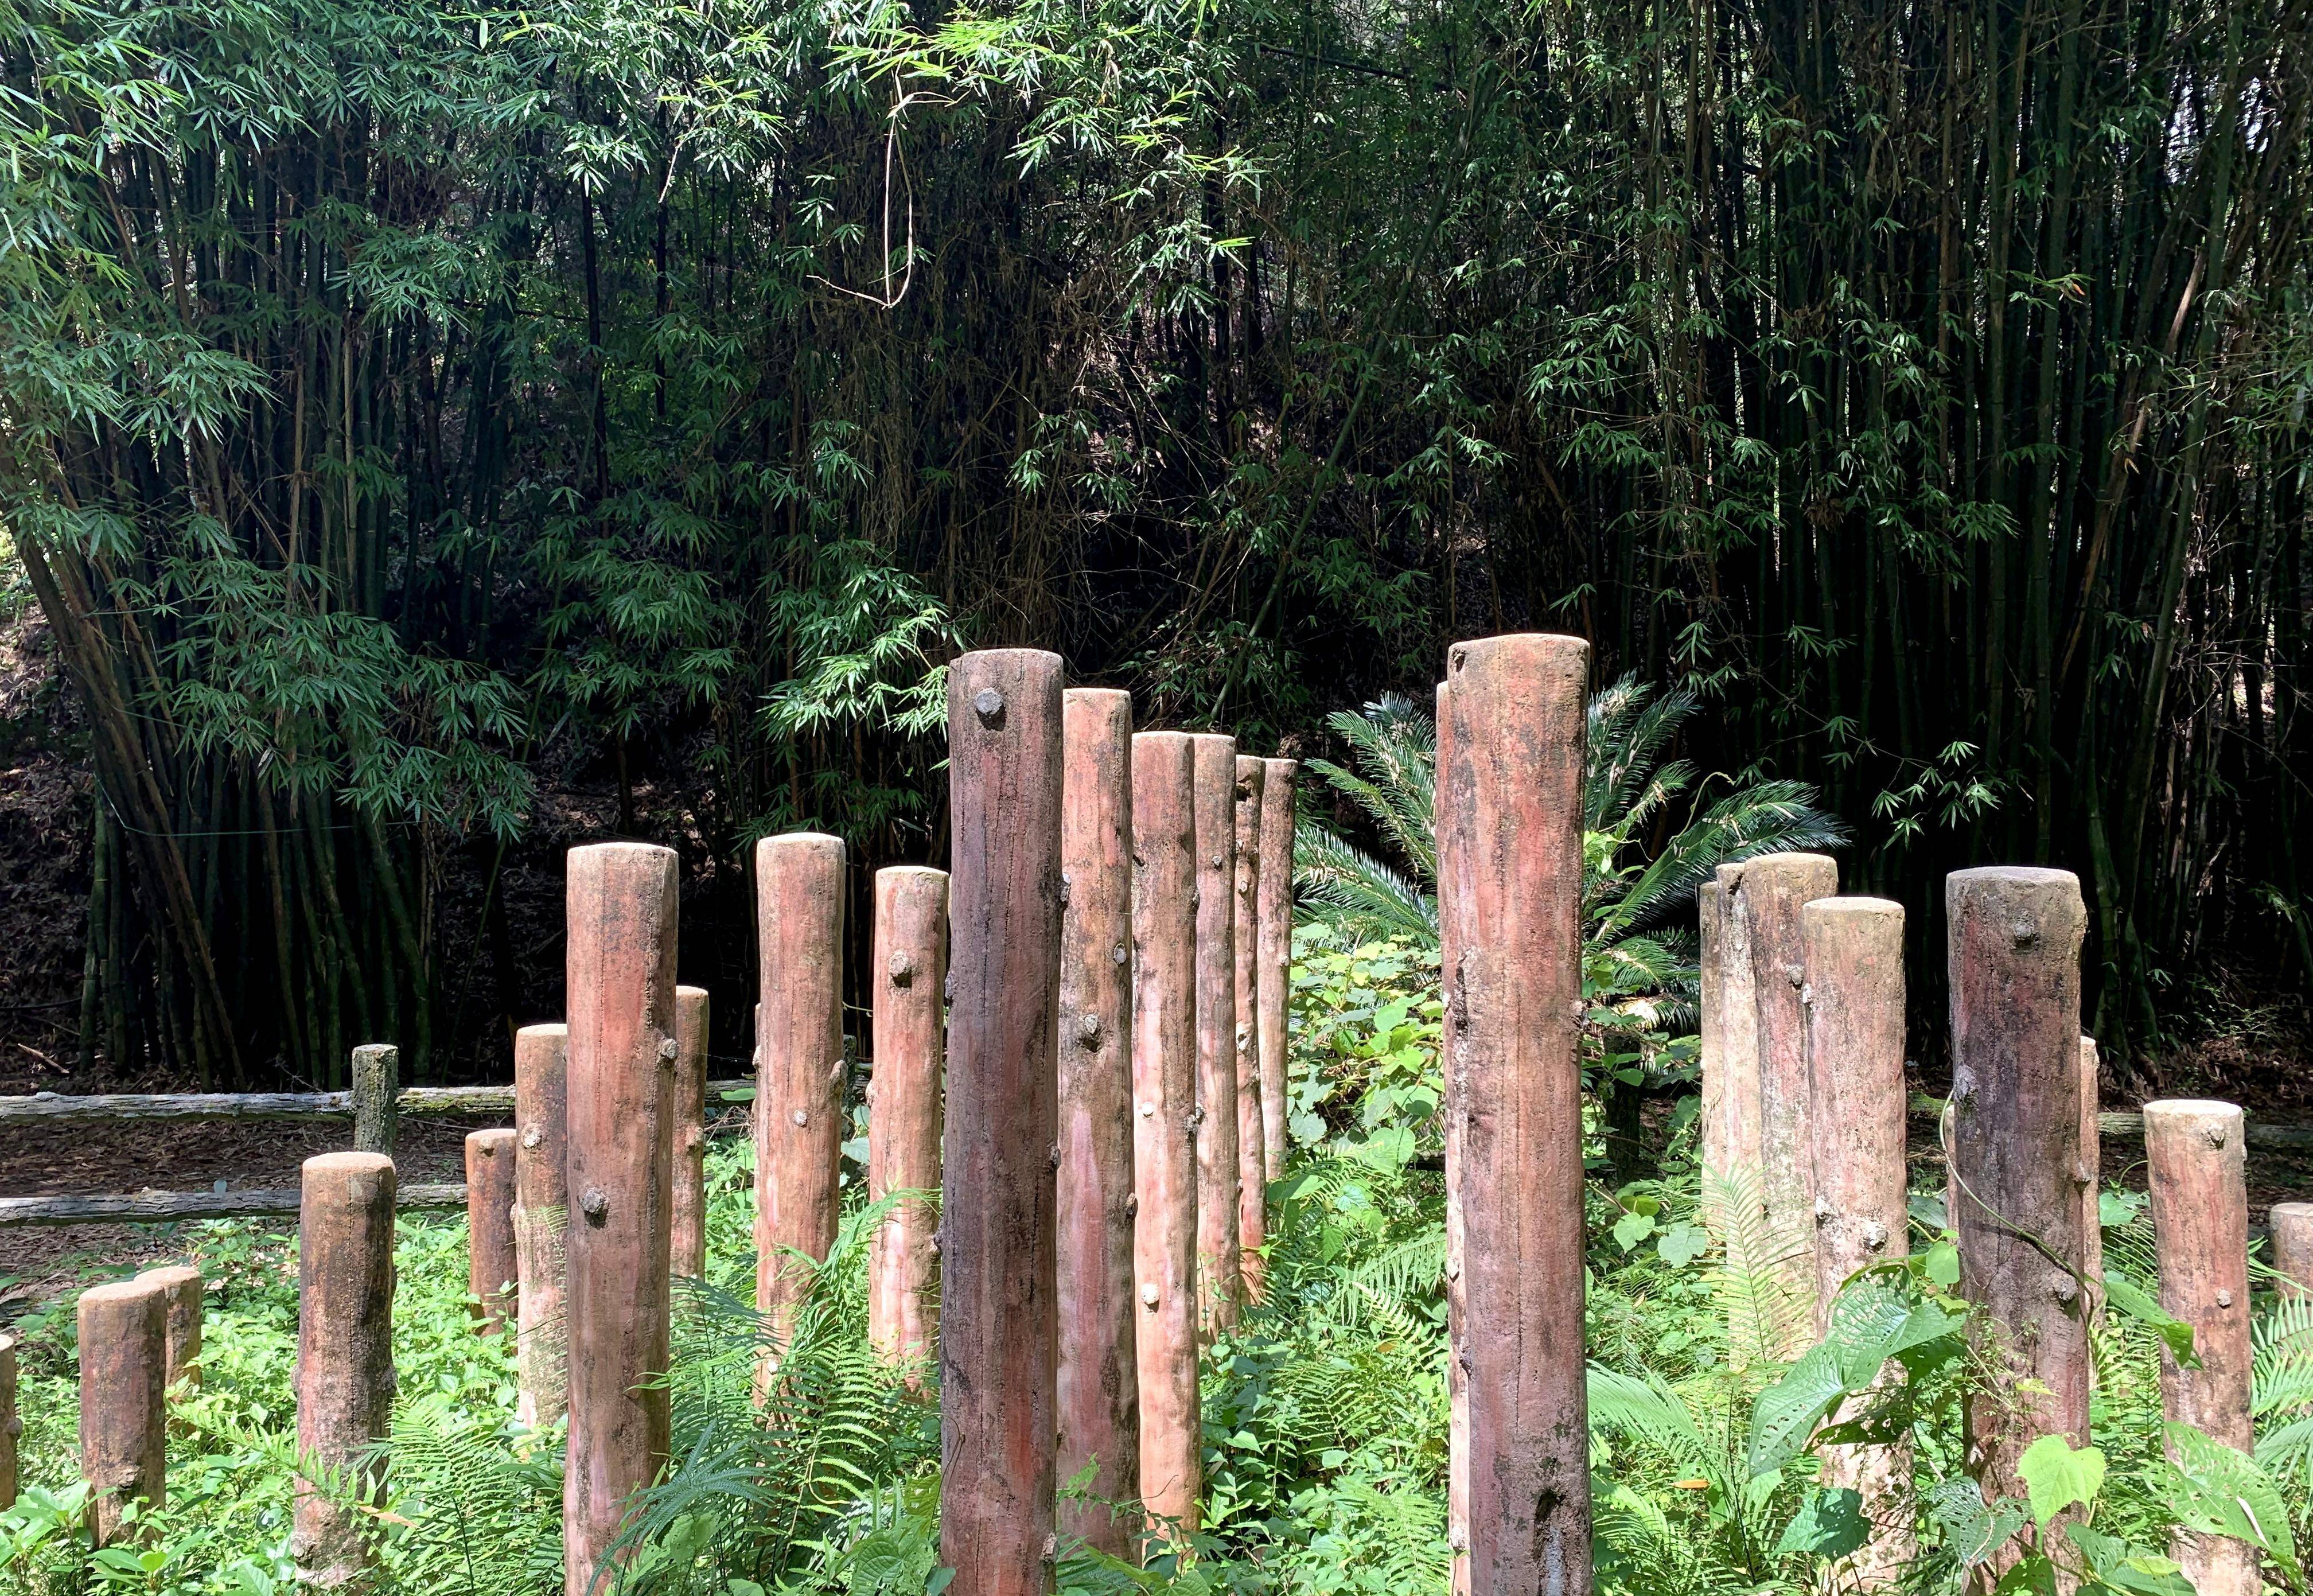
[1131,730,1201,1541]
[1948,866,2089,1532]
[77,1276,167,1546]
[1802,896,1913,1582]
[1256,757,1296,1185]
[754,832,847,1363]
[1190,731,1241,1337]
[941,648,1063,1596]
[2080,1036,2104,1309]
[0,1330,16,1511]
[869,866,948,1372]
[564,842,678,1596]
[351,1042,398,1154]
[672,986,710,1280]
[293,1151,396,1586]
[1701,868,1763,1230]
[2272,1204,2313,1299]
[2144,1099,2256,1596]
[513,1022,569,1430]
[466,1128,519,1331]
[1233,755,1267,1302]
[136,1264,203,1393]
[1438,683,1469,1596]
[1436,633,1592,1596]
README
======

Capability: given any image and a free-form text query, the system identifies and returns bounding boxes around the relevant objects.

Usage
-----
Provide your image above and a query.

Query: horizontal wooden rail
[0,1080,755,1125]
[0,1183,469,1228]
[1917,1095,2313,1151]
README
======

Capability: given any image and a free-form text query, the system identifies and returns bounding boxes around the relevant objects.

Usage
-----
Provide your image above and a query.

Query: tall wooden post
[467,1128,519,1331]
[351,1042,398,1154]
[0,1330,16,1511]
[1436,634,1592,1596]
[1256,757,1296,1185]
[2144,1100,2256,1596]
[869,866,948,1371]
[941,649,1063,1596]
[671,986,711,1280]
[1057,687,1139,1555]
[2273,1204,2313,1298]
[564,842,678,1596]
[2080,1036,2104,1309]
[1701,869,1763,1228]
[513,1022,569,1430]
[1948,866,2089,1533]
[294,1151,396,1585]
[78,1277,167,1546]
[137,1264,203,1393]
[1232,755,1268,1302]
[1439,684,1470,1595]
[1189,731,1241,1337]
[754,833,848,1362]
[1131,730,1201,1541]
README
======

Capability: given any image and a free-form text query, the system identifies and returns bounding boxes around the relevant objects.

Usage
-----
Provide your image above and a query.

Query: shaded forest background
[0,0,2307,1092]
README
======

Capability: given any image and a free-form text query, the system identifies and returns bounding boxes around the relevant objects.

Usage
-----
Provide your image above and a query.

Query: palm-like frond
[1294,820,1439,943]
[1592,780,1849,941]
[1587,675,1698,832]
[1306,692,1438,883]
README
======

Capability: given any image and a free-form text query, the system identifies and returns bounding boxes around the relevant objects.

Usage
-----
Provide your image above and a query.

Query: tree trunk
[671,986,710,1282]
[78,1278,168,1547]
[1232,755,1268,1302]
[515,1022,570,1430]
[869,866,948,1375]
[466,1128,519,1332]
[293,1152,395,1586]
[1256,757,1296,1184]
[1190,732,1241,1338]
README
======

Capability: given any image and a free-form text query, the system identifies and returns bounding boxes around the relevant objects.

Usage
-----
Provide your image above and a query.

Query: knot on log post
[972,687,1006,726]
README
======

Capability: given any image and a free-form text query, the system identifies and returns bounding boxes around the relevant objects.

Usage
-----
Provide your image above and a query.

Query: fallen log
[0,1184,468,1228]
[0,1080,751,1124]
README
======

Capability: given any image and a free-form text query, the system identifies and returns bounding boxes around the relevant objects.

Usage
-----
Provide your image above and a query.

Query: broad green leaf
[2163,1422,2296,1565]
[1925,1241,1961,1289]
[2016,1434,2105,1526]
[1926,1477,2027,1566]
[1656,1221,1708,1267]
[1748,1344,1847,1477]
[2104,1272,2198,1367]
[1613,1210,1656,1252]
[1774,1486,1868,1559]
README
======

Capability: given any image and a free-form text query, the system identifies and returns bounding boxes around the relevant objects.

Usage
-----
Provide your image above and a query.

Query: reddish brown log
[136,1264,203,1394]
[0,1330,17,1510]
[513,1022,569,1430]
[671,986,710,1280]
[564,842,678,1596]
[1698,877,1763,1233]
[1256,757,1296,1185]
[1948,866,2090,1532]
[754,833,848,1362]
[293,1151,396,1585]
[1130,730,1201,1541]
[2145,1099,2256,1596]
[1436,633,1592,1596]
[1190,731,1241,1337]
[466,1128,519,1331]
[78,1276,167,1546]
[1232,755,1268,1302]
[1438,684,1469,1595]
[2080,1036,2104,1310]
[869,866,948,1372]
[2273,1204,2313,1299]
[941,649,1064,1596]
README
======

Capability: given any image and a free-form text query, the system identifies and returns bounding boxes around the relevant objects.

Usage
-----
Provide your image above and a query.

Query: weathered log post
[293,1151,397,1585]
[1436,633,1592,1596]
[1948,867,2090,1540]
[1256,757,1296,1185]
[1131,730,1201,1542]
[2144,1099,2256,1596]
[2080,1036,2104,1310]
[754,833,848,1365]
[513,1022,569,1430]
[1189,731,1241,1337]
[1802,896,1913,1582]
[1057,687,1140,1556]
[941,649,1063,1596]
[564,842,679,1596]
[671,986,711,1281]
[137,1264,203,1393]
[868,866,948,1373]
[351,1042,398,1154]
[1438,684,1470,1596]
[466,1128,519,1331]
[2272,1204,2313,1299]
[0,1330,16,1510]
[1701,869,1763,1234]
[1233,755,1268,1302]
[78,1276,168,1546]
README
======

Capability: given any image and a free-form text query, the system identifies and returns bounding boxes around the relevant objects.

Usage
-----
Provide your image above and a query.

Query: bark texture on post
[1704,866,1763,1216]
[2145,1099,2256,1596]
[754,832,848,1360]
[564,843,678,1596]
[513,1022,570,1431]
[1948,866,2090,1524]
[1436,634,1592,1596]
[2080,1036,2104,1310]
[1256,757,1296,1185]
[294,1151,396,1586]
[2273,1204,2313,1300]
[78,1277,167,1547]
[466,1128,519,1331]
[0,1331,16,1511]
[869,866,947,1372]
[941,649,1063,1596]
[137,1264,203,1393]
[1232,755,1267,1302]
[1189,731,1241,1337]
[351,1042,398,1155]
[671,986,711,1280]
[1057,688,1139,1556]
[1130,731,1201,1539]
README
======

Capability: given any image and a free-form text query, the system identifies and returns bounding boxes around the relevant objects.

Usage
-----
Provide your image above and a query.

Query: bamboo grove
[0,0,2307,1083]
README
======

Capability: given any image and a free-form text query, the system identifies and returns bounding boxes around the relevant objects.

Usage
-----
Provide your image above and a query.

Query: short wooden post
[1232,756,1268,1302]
[1057,687,1139,1556]
[136,1264,203,1394]
[351,1042,398,1155]
[77,1277,167,1546]
[868,866,948,1371]
[2144,1099,2256,1596]
[1948,866,2090,1532]
[754,832,847,1364]
[1802,897,1913,1582]
[1701,869,1764,1221]
[293,1151,396,1586]
[0,1330,17,1511]
[564,842,679,1596]
[671,986,710,1280]
[2272,1204,2313,1298]
[1131,730,1201,1540]
[941,649,1063,1596]
[513,1022,569,1430]
[466,1128,519,1331]
[1256,756,1296,1185]
[2080,1036,2104,1307]
[1190,731,1241,1337]
[1436,633,1592,1596]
